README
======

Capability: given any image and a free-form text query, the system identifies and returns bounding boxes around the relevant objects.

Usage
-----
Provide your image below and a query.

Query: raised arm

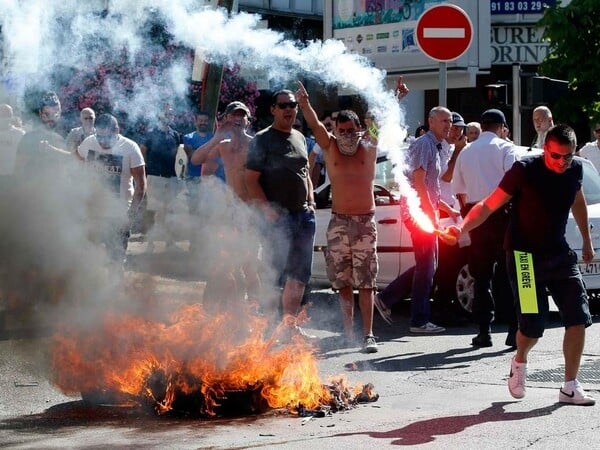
[190,124,229,165]
[296,81,331,151]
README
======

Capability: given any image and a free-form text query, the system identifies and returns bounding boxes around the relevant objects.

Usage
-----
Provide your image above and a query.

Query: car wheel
[455,263,474,314]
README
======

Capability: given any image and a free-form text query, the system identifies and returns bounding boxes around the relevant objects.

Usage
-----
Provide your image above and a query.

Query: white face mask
[336,132,360,156]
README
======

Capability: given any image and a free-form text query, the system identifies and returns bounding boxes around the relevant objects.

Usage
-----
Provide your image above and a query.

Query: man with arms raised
[445,124,595,405]
[296,81,378,353]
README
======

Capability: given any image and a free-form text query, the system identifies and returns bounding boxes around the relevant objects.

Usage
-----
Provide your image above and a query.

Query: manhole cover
[529,358,600,383]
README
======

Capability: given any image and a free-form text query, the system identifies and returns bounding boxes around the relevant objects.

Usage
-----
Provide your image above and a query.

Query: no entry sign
[416,4,473,62]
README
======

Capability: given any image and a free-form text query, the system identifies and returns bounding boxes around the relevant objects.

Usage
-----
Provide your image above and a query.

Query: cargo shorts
[325,212,378,290]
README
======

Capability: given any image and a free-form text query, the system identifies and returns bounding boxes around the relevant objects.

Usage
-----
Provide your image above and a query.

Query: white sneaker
[508,356,527,399]
[373,294,393,325]
[363,335,378,353]
[409,322,445,333]
[559,379,596,405]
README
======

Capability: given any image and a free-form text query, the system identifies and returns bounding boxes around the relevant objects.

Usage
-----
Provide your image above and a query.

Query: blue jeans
[379,224,437,327]
[270,209,316,286]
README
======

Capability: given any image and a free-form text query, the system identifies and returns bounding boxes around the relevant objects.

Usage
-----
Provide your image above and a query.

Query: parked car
[311,153,600,314]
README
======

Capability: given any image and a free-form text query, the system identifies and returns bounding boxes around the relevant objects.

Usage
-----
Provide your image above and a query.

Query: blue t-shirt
[183,131,213,177]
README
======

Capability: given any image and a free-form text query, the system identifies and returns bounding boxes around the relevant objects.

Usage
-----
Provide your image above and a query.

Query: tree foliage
[538,0,600,125]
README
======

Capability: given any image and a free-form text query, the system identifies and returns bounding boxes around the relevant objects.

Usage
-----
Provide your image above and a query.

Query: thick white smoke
[0,0,413,336]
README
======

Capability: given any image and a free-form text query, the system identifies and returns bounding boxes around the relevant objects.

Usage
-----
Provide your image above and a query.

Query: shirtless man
[296,81,379,353]
[190,101,260,309]
[190,101,252,200]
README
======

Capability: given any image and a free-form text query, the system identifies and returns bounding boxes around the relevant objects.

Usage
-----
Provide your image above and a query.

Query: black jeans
[467,207,516,334]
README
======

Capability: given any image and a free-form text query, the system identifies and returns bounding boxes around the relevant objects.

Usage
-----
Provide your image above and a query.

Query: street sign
[416,4,473,62]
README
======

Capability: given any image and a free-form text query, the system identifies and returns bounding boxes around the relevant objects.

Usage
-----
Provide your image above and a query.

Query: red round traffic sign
[416,4,473,62]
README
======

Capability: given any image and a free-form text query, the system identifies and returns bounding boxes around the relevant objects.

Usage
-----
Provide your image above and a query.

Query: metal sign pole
[439,61,447,107]
[512,63,521,145]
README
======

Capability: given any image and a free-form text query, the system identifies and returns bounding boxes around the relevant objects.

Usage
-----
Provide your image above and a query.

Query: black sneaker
[471,333,493,347]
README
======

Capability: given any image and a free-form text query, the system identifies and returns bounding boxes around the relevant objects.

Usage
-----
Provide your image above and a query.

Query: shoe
[559,379,596,405]
[294,326,317,340]
[373,294,393,325]
[471,333,493,347]
[505,332,517,349]
[409,322,445,333]
[508,356,527,399]
[363,335,378,353]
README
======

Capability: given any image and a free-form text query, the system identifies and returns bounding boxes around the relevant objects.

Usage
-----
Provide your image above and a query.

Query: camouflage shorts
[325,212,378,290]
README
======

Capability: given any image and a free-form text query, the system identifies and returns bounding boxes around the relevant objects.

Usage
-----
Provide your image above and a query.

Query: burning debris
[51,300,378,419]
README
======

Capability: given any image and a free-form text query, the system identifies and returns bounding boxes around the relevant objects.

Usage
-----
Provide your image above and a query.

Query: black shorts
[506,249,592,338]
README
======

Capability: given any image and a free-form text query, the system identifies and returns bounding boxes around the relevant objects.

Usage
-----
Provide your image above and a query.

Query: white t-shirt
[579,141,600,173]
[78,134,145,202]
[0,125,25,175]
[452,131,518,203]
[440,140,456,207]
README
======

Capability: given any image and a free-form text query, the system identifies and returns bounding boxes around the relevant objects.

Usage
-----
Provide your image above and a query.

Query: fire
[51,302,334,416]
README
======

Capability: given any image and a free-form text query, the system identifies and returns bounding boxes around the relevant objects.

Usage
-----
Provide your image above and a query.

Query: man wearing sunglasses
[452,109,519,349]
[246,89,316,340]
[295,81,379,353]
[576,121,600,172]
[444,124,595,406]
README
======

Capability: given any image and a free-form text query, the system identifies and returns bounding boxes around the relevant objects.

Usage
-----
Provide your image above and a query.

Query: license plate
[578,263,600,275]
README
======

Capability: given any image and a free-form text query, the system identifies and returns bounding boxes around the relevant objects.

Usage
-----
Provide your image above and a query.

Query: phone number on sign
[491,1,555,14]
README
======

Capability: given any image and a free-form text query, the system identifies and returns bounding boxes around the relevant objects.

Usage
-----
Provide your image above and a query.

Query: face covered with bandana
[334,120,360,156]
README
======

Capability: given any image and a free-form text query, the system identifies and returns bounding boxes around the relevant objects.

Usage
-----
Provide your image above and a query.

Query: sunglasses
[549,151,574,161]
[275,101,298,109]
[337,128,356,135]
[594,128,600,133]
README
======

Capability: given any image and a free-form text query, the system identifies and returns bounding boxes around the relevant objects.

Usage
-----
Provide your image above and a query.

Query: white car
[311,154,600,314]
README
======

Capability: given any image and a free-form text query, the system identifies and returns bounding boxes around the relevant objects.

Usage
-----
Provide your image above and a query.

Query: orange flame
[51,302,332,416]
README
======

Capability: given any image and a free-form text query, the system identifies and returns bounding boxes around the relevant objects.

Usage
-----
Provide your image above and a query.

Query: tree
[538,0,600,128]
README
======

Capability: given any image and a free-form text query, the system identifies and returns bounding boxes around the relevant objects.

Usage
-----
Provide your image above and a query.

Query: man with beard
[296,81,378,353]
[77,114,146,267]
[16,91,69,173]
[246,89,316,339]
[183,110,219,224]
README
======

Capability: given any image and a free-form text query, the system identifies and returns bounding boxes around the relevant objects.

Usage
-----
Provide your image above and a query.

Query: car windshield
[581,158,600,205]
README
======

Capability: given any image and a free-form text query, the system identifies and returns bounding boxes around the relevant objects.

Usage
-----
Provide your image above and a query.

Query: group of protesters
[1,80,598,405]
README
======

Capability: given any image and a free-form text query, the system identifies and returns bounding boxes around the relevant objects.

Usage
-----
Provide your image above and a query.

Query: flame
[51,302,332,416]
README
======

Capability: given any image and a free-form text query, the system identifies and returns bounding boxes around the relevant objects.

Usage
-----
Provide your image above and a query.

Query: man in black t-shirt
[246,89,316,340]
[445,124,595,406]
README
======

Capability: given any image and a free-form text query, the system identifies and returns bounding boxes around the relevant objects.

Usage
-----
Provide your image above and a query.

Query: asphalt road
[1,237,599,449]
